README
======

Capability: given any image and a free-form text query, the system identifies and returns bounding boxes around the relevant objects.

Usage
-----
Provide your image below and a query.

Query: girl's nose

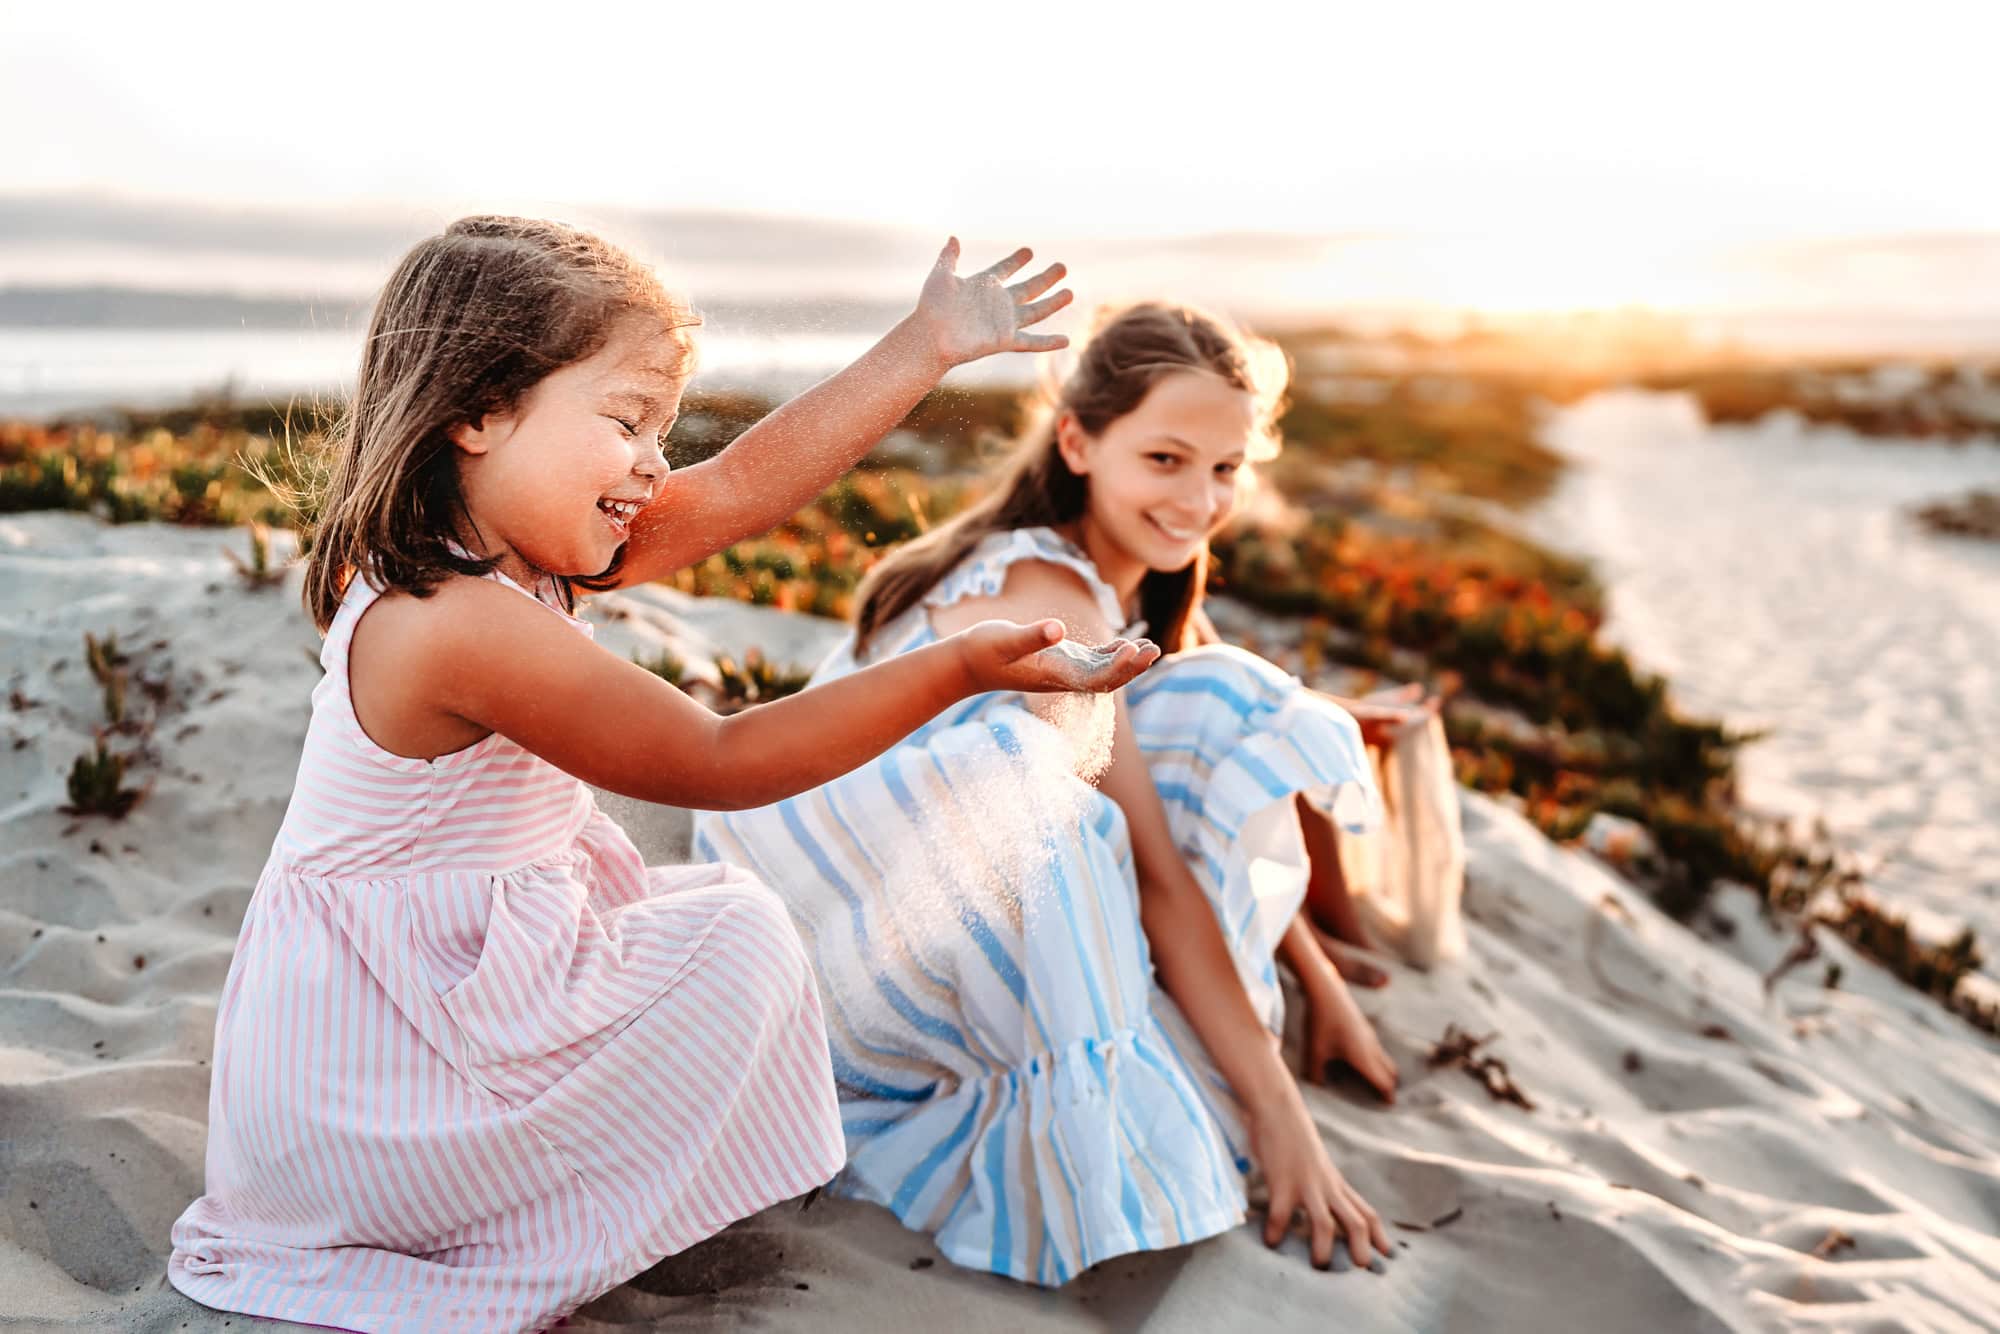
[632,442,668,479]
[1178,483,1219,526]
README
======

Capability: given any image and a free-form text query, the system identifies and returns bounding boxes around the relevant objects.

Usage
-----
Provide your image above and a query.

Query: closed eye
[611,415,670,448]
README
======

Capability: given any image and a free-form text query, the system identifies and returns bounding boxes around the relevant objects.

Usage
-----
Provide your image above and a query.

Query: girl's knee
[709,879,815,993]
[1128,642,1294,724]
[1156,642,1292,690]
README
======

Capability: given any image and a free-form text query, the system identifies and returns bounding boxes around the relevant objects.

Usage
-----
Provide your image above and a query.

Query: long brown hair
[282,215,699,633]
[854,301,1288,655]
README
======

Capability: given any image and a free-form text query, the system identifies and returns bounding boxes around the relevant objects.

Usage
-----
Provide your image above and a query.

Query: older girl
[694,302,1405,1284]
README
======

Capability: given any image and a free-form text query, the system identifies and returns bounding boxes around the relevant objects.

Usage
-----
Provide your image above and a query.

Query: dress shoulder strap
[318,567,384,675]
[921,526,1135,633]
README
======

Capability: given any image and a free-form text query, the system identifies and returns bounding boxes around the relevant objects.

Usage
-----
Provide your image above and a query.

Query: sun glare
[1369,233,1725,315]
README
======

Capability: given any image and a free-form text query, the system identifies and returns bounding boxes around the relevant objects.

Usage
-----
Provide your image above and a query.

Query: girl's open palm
[952,620,1159,695]
[914,239,1073,368]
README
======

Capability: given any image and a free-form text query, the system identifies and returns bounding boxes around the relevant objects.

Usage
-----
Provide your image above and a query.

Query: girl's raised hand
[951,619,1159,696]
[912,238,1073,369]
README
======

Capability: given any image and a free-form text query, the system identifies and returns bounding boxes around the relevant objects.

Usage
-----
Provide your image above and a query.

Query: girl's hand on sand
[1304,974,1399,1103]
[951,619,1159,695]
[1251,1084,1393,1271]
[912,238,1072,369]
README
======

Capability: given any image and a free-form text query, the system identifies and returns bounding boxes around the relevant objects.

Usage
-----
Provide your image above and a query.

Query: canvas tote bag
[1335,697,1467,968]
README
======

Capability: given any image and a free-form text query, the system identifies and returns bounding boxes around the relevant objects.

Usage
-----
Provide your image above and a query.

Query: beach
[1532,391,2000,1011]
[3,511,1997,1331]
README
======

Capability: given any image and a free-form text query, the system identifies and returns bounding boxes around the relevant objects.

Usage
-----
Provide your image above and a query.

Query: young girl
[692,302,1412,1285]
[166,215,1159,1333]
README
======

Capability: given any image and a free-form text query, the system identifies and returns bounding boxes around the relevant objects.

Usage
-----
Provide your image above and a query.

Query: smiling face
[448,315,685,588]
[1054,369,1256,599]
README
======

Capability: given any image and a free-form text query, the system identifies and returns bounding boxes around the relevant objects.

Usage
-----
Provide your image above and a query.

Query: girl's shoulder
[924,526,1126,629]
[340,565,609,766]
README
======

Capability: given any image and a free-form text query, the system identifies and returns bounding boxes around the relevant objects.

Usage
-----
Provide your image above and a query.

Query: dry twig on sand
[1763,928,1823,995]
[1426,1024,1536,1110]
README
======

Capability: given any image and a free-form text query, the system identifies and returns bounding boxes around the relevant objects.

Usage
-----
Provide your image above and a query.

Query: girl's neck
[1053,517,1145,619]
[446,531,560,608]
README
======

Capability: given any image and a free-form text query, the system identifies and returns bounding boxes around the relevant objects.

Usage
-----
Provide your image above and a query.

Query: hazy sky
[5,2,1996,317]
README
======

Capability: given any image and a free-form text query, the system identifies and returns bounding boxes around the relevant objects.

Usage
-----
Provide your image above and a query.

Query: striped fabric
[691,527,1383,1286]
[168,561,845,1333]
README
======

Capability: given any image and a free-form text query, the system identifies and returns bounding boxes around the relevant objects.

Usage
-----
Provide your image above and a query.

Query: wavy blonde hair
[854,301,1288,655]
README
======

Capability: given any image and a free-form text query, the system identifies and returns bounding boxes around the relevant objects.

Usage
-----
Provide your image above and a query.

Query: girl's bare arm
[421,576,1152,811]
[610,315,948,586]
[610,242,1069,587]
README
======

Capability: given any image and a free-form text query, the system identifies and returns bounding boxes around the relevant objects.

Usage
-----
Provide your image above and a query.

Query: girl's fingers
[1343,1187,1392,1270]
[1012,332,1070,353]
[1016,289,1073,328]
[1002,619,1065,662]
[1362,1042,1397,1101]
[1307,1197,1338,1270]
[1008,261,1067,303]
[1098,643,1157,690]
[977,246,1033,283]
[1363,1036,1398,1101]
[933,236,961,273]
[1263,1190,1296,1248]
[1360,1196,1392,1260]
[1332,1193,1374,1268]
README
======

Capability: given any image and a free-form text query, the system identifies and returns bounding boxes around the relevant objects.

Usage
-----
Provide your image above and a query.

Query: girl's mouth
[597,498,639,539]
[1146,513,1203,544]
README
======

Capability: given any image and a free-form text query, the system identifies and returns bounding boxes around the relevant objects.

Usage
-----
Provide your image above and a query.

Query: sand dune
[3,513,1996,1332]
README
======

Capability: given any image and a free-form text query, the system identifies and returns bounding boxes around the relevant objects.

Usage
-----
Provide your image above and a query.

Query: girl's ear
[1054,410,1091,475]
[447,413,500,456]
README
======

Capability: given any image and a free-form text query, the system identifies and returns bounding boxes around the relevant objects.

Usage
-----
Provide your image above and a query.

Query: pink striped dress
[168,560,846,1333]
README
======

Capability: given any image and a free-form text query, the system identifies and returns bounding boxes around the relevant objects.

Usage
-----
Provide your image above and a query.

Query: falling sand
[790,662,1122,1043]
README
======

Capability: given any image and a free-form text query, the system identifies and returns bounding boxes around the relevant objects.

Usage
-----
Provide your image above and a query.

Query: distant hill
[0,283,908,333]
[0,285,363,329]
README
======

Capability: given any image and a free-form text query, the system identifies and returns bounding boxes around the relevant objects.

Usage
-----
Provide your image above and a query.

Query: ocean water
[1533,390,2000,982]
[0,326,1032,420]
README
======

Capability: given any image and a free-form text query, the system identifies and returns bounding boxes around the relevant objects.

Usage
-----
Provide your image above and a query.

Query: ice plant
[63,738,145,818]
[225,521,288,589]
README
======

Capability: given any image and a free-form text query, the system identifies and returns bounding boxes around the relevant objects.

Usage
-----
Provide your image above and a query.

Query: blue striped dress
[690,526,1383,1285]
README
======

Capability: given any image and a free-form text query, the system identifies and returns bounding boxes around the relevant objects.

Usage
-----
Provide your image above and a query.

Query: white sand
[3,512,1997,1332]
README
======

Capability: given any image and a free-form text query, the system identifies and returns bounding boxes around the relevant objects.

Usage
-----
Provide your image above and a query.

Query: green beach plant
[632,649,687,686]
[63,737,146,818]
[709,648,812,714]
[224,521,289,589]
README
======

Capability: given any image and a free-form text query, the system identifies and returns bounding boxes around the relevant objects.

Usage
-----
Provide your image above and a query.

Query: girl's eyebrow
[605,388,669,412]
